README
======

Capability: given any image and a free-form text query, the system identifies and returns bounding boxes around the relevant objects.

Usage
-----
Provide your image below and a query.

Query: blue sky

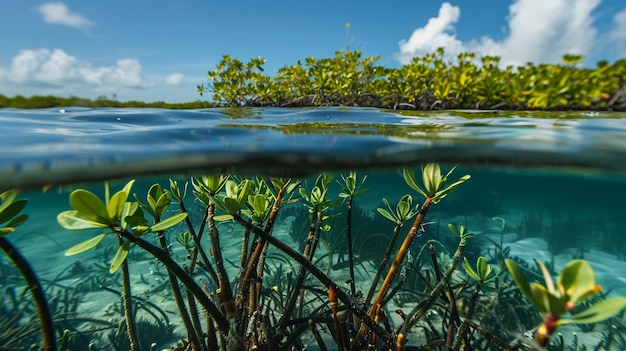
[0,0,624,103]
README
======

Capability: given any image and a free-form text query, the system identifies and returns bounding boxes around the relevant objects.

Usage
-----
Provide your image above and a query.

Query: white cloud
[397,0,603,66]
[397,3,464,64]
[0,48,149,89]
[165,73,184,85]
[36,2,93,28]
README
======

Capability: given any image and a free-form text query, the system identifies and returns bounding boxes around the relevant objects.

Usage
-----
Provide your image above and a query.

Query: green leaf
[107,180,135,221]
[377,208,396,223]
[225,180,238,198]
[65,233,107,256]
[433,174,471,203]
[397,198,410,219]
[464,257,480,281]
[298,188,310,202]
[6,214,28,229]
[155,192,171,216]
[354,188,369,197]
[224,197,243,214]
[402,168,427,198]
[0,199,27,226]
[530,282,565,315]
[0,189,18,214]
[250,194,269,216]
[69,189,109,224]
[561,297,626,325]
[213,214,234,222]
[0,227,14,236]
[110,241,130,273]
[58,210,109,230]
[558,259,598,305]
[150,212,188,232]
[120,202,139,229]
[505,258,540,309]
[422,163,441,196]
[476,256,489,279]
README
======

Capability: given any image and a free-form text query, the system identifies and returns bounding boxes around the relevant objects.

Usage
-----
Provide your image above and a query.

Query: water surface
[2,107,626,350]
[2,107,626,190]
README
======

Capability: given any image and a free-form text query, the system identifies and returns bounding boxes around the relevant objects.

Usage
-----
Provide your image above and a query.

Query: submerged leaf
[58,210,109,230]
[65,233,108,256]
[0,199,27,226]
[506,258,540,310]
[402,168,427,198]
[110,240,130,273]
[69,190,109,224]
[376,207,395,223]
[150,212,188,232]
[463,257,480,281]
[561,297,626,325]
[558,259,598,304]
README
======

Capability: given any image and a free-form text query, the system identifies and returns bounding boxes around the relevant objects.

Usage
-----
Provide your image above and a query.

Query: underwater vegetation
[1,164,626,350]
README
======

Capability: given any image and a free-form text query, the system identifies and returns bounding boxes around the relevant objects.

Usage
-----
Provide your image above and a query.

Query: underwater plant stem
[186,204,220,289]
[117,230,230,333]
[400,238,467,338]
[230,213,395,348]
[0,237,57,351]
[237,186,286,312]
[355,196,434,347]
[346,196,356,296]
[309,319,329,351]
[365,222,402,307]
[116,235,141,351]
[534,312,559,349]
[277,207,320,329]
[186,290,208,351]
[155,226,203,350]
[207,202,236,324]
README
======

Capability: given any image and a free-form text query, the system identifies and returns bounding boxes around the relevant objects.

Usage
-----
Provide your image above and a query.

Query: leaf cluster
[201,49,626,110]
[58,181,187,273]
[505,258,626,325]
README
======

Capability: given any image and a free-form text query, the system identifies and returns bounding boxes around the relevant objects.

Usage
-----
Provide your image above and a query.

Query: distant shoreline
[2,93,625,111]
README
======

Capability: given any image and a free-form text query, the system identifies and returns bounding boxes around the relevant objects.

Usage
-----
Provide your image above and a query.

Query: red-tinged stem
[534,313,559,349]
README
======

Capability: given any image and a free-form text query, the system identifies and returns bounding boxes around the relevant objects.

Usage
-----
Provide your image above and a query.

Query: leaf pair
[299,173,341,212]
[0,189,28,237]
[338,171,369,199]
[403,163,470,203]
[463,256,496,288]
[58,181,135,231]
[377,195,420,224]
[58,180,187,273]
[448,223,474,246]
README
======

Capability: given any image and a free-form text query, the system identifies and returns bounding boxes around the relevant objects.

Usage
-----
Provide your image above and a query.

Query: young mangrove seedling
[505,258,626,349]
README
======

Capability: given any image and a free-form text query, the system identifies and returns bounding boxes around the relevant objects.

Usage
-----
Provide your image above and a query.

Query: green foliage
[505,258,626,325]
[0,189,28,237]
[448,222,474,246]
[58,180,188,273]
[377,194,420,224]
[463,256,496,288]
[402,163,471,203]
[0,94,214,109]
[201,48,626,110]
[338,171,369,199]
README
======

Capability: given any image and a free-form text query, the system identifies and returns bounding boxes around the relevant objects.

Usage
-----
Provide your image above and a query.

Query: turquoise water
[2,107,626,350]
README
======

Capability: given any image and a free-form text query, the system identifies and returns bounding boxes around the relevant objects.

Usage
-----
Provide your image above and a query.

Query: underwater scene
[2,107,626,351]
